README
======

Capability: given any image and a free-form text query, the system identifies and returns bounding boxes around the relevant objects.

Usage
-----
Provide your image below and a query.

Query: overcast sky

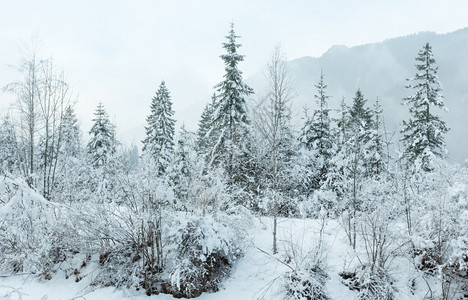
[1,0,468,142]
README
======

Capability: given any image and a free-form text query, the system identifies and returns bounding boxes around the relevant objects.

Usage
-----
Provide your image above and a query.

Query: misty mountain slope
[249,28,468,162]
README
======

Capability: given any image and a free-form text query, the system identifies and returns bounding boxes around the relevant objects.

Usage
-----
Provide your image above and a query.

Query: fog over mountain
[248,28,468,163]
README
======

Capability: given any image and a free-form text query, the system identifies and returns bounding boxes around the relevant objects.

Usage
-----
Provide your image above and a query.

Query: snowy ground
[0,217,426,299]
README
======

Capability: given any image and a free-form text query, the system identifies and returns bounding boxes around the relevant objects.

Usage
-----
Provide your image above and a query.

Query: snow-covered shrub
[299,190,338,218]
[356,267,394,300]
[51,154,97,204]
[91,242,150,292]
[285,267,329,300]
[181,166,231,215]
[445,177,468,280]
[165,209,251,298]
[358,176,402,272]
[88,203,169,295]
[259,190,300,218]
[340,266,395,300]
[280,216,330,299]
[0,176,78,277]
[85,172,173,295]
[339,177,399,299]
[407,163,468,299]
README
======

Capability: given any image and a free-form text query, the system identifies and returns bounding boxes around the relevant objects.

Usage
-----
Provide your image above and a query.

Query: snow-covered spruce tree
[400,43,449,172]
[87,102,116,168]
[51,105,86,204]
[348,90,373,138]
[347,89,374,181]
[300,106,314,150]
[303,70,334,161]
[172,125,197,205]
[327,90,373,249]
[299,112,319,193]
[346,90,374,249]
[196,93,216,158]
[59,105,81,158]
[323,97,349,176]
[319,97,348,216]
[210,23,254,196]
[142,81,176,176]
[365,97,390,177]
[335,96,349,152]
[301,70,334,188]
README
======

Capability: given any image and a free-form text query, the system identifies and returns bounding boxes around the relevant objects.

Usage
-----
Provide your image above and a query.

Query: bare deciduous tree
[252,45,295,254]
[3,39,42,185]
[37,59,72,199]
[3,38,72,197]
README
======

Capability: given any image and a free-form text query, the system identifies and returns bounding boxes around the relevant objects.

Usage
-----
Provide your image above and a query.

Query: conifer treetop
[87,102,116,167]
[214,22,253,127]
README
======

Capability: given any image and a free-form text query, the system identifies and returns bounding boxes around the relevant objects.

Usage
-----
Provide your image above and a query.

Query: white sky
[1,0,468,140]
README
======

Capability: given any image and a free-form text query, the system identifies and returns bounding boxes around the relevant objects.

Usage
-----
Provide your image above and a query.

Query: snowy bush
[165,210,251,298]
[409,164,468,299]
[280,216,330,300]
[88,203,170,295]
[446,179,468,272]
[285,267,329,300]
[91,242,150,291]
[355,267,395,300]
[299,190,338,218]
[85,171,173,295]
[51,154,97,204]
[259,190,300,218]
[340,266,395,300]
[0,176,78,278]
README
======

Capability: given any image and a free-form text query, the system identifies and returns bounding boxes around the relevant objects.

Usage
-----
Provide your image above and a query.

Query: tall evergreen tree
[196,93,216,158]
[348,89,373,132]
[335,96,349,151]
[173,125,197,203]
[300,107,314,150]
[304,70,333,156]
[53,106,85,203]
[87,103,116,167]
[142,81,176,175]
[366,97,389,176]
[326,90,373,249]
[210,23,254,185]
[347,89,374,180]
[325,96,349,189]
[59,105,81,157]
[400,43,448,171]
[300,70,334,185]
